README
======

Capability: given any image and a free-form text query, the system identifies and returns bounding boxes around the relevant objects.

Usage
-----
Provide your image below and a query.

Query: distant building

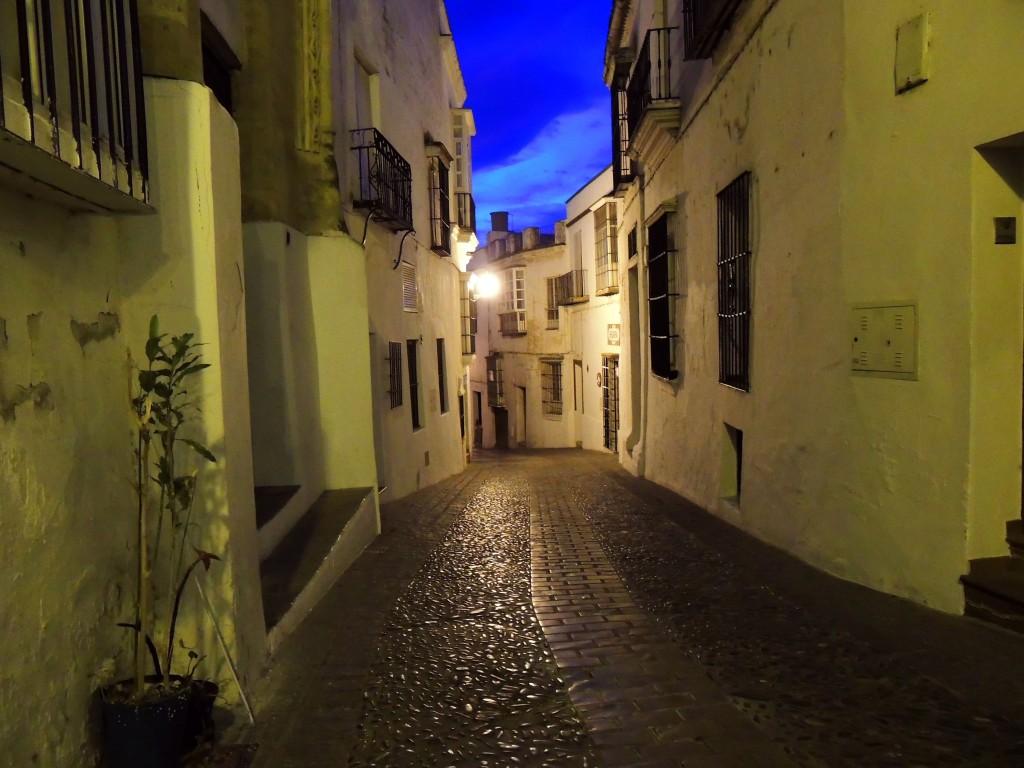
[470,176,623,454]
[605,0,1024,620]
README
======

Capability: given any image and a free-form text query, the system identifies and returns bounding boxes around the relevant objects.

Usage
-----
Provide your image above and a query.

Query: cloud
[472,100,610,238]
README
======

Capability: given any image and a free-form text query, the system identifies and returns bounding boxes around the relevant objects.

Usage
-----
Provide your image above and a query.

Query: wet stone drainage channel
[348,475,595,767]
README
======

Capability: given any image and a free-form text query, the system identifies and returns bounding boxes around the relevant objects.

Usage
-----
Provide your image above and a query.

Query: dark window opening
[407,339,421,429]
[717,171,752,391]
[647,213,678,380]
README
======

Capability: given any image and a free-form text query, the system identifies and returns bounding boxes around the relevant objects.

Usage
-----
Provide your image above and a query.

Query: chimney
[522,227,540,250]
[490,211,509,233]
[554,220,567,244]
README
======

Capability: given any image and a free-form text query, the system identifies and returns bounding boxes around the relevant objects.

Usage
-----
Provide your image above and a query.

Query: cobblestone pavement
[248,450,1024,767]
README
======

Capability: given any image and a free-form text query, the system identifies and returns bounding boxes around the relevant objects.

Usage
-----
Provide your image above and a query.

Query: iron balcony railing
[682,0,744,60]
[429,155,451,255]
[625,27,676,139]
[555,269,588,306]
[456,191,476,234]
[498,310,527,337]
[611,84,634,190]
[0,0,149,210]
[351,127,413,231]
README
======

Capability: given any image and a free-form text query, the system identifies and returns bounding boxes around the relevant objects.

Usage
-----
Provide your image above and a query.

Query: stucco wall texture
[619,0,1024,614]
[0,79,264,767]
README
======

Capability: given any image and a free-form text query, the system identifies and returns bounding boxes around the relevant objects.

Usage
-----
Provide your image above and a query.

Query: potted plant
[100,316,219,768]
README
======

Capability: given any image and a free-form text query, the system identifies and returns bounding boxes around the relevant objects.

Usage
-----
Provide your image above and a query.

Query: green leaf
[181,439,216,463]
[148,315,159,339]
[145,336,162,363]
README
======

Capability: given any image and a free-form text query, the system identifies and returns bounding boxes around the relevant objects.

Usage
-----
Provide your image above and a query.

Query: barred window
[428,154,451,255]
[546,277,559,329]
[541,359,563,416]
[647,213,678,380]
[436,338,449,414]
[386,341,403,408]
[717,171,752,391]
[407,339,421,429]
[460,274,477,355]
[595,202,619,294]
[486,354,505,408]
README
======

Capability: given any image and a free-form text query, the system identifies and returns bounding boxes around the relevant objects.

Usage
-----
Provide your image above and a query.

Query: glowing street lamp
[468,271,499,300]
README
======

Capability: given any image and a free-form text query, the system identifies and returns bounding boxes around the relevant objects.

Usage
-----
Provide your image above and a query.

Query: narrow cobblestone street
[247,450,1024,767]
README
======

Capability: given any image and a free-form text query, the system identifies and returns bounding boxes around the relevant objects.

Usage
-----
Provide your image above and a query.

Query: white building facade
[606,0,1024,619]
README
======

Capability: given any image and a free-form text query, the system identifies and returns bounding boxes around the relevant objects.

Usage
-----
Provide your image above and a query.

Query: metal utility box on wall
[851,303,918,380]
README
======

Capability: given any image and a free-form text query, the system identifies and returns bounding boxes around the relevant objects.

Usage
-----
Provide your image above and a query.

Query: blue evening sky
[444,2,612,244]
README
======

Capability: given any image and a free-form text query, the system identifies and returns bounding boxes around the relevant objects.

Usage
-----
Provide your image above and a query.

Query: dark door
[602,355,620,452]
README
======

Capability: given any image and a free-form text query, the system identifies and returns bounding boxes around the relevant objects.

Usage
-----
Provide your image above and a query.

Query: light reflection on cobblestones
[349,477,595,767]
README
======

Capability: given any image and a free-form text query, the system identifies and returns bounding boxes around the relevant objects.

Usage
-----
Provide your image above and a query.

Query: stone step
[961,556,1024,634]
[260,487,380,652]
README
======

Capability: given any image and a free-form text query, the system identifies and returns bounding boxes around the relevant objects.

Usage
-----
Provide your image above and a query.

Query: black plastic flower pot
[183,679,219,753]
[100,677,190,768]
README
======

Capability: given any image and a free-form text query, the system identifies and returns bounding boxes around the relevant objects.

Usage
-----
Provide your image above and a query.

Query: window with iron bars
[407,339,421,429]
[717,171,752,391]
[647,213,678,380]
[460,275,477,355]
[428,154,451,255]
[546,277,559,329]
[595,202,619,295]
[541,359,563,416]
[386,341,403,408]
[0,0,150,208]
[486,354,505,408]
[436,338,449,414]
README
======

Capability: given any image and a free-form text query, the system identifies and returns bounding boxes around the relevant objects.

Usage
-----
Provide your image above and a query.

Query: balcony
[624,27,680,163]
[555,269,588,306]
[611,84,635,191]
[351,127,413,231]
[498,310,527,337]
[682,0,745,61]
[0,0,150,212]
[456,192,476,234]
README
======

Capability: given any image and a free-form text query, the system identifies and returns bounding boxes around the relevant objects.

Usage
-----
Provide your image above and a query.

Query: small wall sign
[607,324,621,346]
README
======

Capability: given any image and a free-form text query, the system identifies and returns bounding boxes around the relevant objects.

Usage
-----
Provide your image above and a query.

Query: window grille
[602,355,620,452]
[647,213,678,380]
[541,359,563,416]
[611,80,634,189]
[628,225,638,261]
[460,275,477,355]
[595,202,619,294]
[407,339,421,429]
[429,154,451,255]
[717,171,752,391]
[0,0,150,207]
[546,277,559,329]
[386,341,403,408]
[486,354,505,408]
[401,261,417,312]
[436,338,449,414]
